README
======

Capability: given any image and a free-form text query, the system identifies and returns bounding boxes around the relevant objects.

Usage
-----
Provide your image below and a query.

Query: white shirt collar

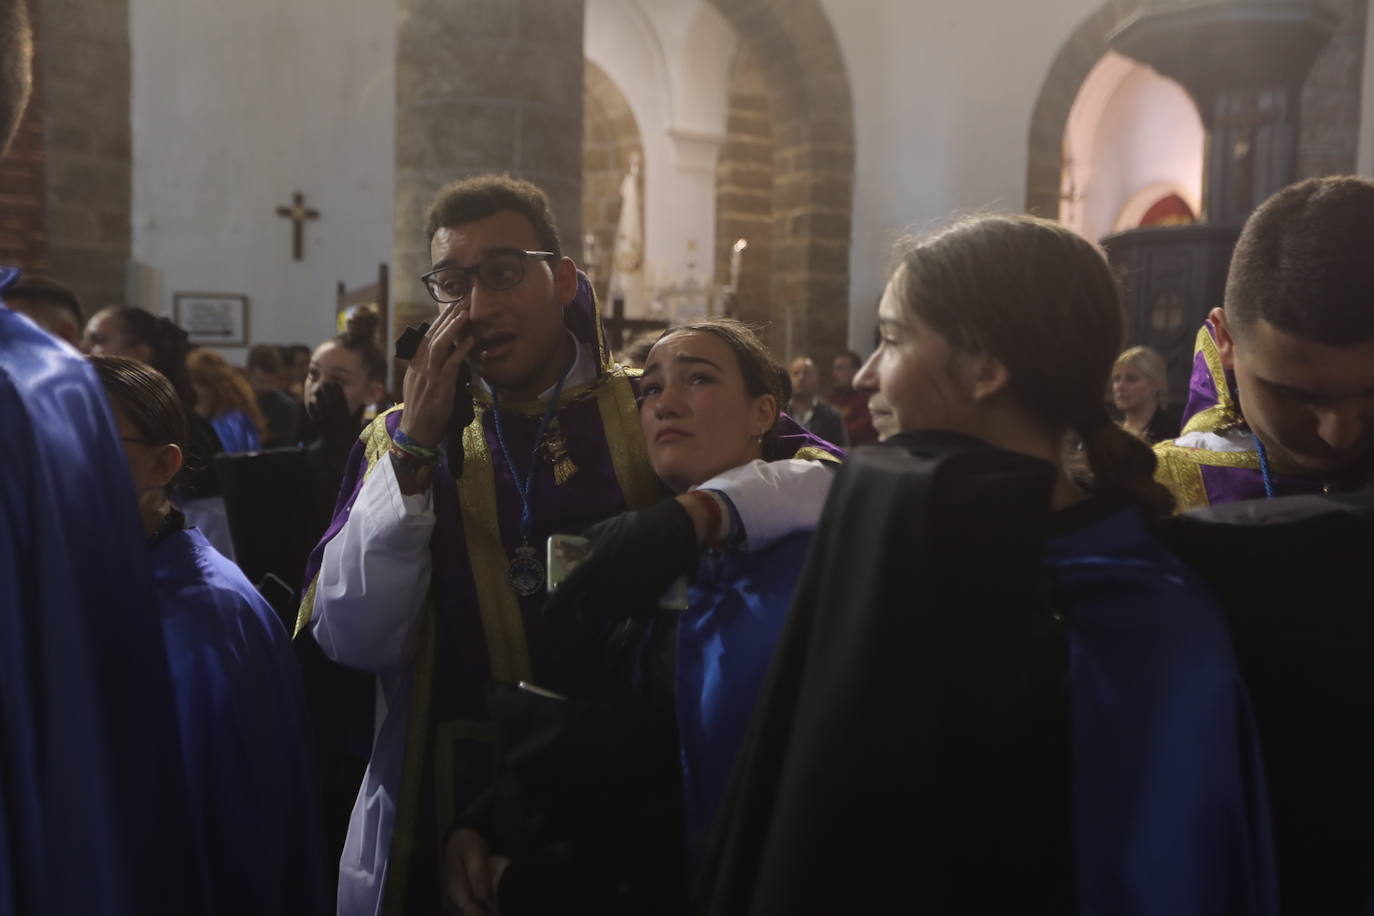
[477,330,596,402]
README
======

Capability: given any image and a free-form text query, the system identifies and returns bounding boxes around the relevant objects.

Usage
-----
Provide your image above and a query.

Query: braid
[1078,420,1176,518]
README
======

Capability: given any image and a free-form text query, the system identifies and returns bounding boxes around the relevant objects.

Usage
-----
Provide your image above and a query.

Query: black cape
[694,431,1075,915]
[1166,494,1374,916]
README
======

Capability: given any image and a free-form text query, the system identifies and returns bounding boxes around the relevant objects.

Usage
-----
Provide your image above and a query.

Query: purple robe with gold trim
[1153,321,1327,511]
[296,275,841,914]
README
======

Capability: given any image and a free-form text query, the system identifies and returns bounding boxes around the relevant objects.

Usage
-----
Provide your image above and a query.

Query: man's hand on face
[399,302,476,448]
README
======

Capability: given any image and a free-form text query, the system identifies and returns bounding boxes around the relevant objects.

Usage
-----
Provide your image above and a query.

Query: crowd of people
[5,2,1374,913]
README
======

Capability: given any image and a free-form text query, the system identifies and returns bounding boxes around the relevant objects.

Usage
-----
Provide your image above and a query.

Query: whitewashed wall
[130,0,396,364]
[818,0,1112,352]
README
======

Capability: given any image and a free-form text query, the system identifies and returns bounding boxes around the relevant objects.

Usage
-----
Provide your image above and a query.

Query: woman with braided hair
[697,214,1277,916]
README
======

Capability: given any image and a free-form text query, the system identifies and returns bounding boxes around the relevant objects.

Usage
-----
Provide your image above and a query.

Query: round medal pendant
[507,543,546,597]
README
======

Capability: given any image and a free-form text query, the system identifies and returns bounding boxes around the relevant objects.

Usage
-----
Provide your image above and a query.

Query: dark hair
[622,329,661,369]
[287,343,311,362]
[1226,176,1374,346]
[91,355,187,450]
[894,214,1174,517]
[423,174,562,257]
[9,275,82,325]
[652,317,787,448]
[186,348,267,437]
[0,0,32,157]
[97,306,195,407]
[332,308,387,384]
[247,343,282,374]
[837,350,863,371]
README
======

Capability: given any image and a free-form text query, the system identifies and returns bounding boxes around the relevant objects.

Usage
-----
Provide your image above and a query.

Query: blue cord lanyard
[1253,432,1276,500]
[490,358,576,544]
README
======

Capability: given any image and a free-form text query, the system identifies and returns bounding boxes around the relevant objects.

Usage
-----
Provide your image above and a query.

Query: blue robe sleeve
[0,303,200,914]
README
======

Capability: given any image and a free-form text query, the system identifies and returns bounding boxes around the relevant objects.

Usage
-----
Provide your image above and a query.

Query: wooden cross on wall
[276,191,320,261]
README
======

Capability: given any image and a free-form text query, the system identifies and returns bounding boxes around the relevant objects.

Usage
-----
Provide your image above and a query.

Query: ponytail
[1077,419,1176,519]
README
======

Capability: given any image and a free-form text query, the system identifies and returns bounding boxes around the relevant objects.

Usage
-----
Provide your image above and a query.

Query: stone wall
[0,0,47,278]
[39,0,131,314]
[713,48,773,339]
[707,0,853,363]
[1028,0,1369,217]
[582,59,641,305]
[394,0,585,340]
[1299,0,1368,179]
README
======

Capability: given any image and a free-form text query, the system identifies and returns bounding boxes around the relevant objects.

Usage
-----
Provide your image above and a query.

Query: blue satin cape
[151,526,326,915]
[0,287,199,914]
[1046,505,1278,916]
[210,409,261,454]
[677,531,813,870]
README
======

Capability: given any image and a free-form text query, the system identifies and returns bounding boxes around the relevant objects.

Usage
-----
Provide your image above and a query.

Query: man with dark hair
[283,342,312,401]
[789,356,848,446]
[296,173,841,915]
[1155,176,1374,510]
[828,348,879,445]
[0,3,202,910]
[4,274,83,344]
[248,342,302,446]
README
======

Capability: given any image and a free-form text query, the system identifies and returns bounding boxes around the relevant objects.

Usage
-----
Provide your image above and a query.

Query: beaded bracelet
[389,442,438,469]
[391,428,439,461]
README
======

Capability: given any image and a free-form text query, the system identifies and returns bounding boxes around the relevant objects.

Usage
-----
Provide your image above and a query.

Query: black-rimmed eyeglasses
[420,249,557,305]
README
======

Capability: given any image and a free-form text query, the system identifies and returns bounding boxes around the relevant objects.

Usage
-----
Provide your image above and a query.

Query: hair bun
[344,307,382,343]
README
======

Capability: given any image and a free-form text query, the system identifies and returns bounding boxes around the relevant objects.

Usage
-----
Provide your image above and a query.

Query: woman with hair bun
[698,214,1276,916]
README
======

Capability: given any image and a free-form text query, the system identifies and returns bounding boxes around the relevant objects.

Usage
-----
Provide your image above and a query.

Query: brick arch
[1025,0,1146,218]
[582,59,644,304]
[706,0,854,361]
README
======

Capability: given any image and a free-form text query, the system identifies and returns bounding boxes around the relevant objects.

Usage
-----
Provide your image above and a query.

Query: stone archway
[1025,0,1145,219]
[1026,0,1367,219]
[705,0,854,362]
[582,59,644,305]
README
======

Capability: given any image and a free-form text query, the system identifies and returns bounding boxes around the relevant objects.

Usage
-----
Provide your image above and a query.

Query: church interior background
[2,0,1372,402]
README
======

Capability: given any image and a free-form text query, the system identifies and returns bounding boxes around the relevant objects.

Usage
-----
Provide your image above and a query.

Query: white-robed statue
[609,151,646,318]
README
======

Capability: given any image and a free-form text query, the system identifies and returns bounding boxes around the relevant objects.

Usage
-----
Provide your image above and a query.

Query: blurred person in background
[4,274,82,345]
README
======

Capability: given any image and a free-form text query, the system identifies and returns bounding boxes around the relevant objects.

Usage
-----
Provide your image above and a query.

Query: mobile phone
[394,322,430,360]
[547,533,591,593]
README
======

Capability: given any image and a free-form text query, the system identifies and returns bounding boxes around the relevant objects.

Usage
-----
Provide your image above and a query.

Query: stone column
[393,0,585,345]
[38,0,132,313]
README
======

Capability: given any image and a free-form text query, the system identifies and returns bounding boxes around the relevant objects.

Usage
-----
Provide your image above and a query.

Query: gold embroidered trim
[1153,442,1212,513]
[457,406,533,683]
[381,604,435,916]
[293,410,402,636]
[793,445,842,464]
[597,369,662,511]
[471,377,602,416]
[293,575,320,637]
[1182,326,1243,435]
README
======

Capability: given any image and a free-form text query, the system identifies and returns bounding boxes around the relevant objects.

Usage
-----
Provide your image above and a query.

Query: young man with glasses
[296,174,842,916]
